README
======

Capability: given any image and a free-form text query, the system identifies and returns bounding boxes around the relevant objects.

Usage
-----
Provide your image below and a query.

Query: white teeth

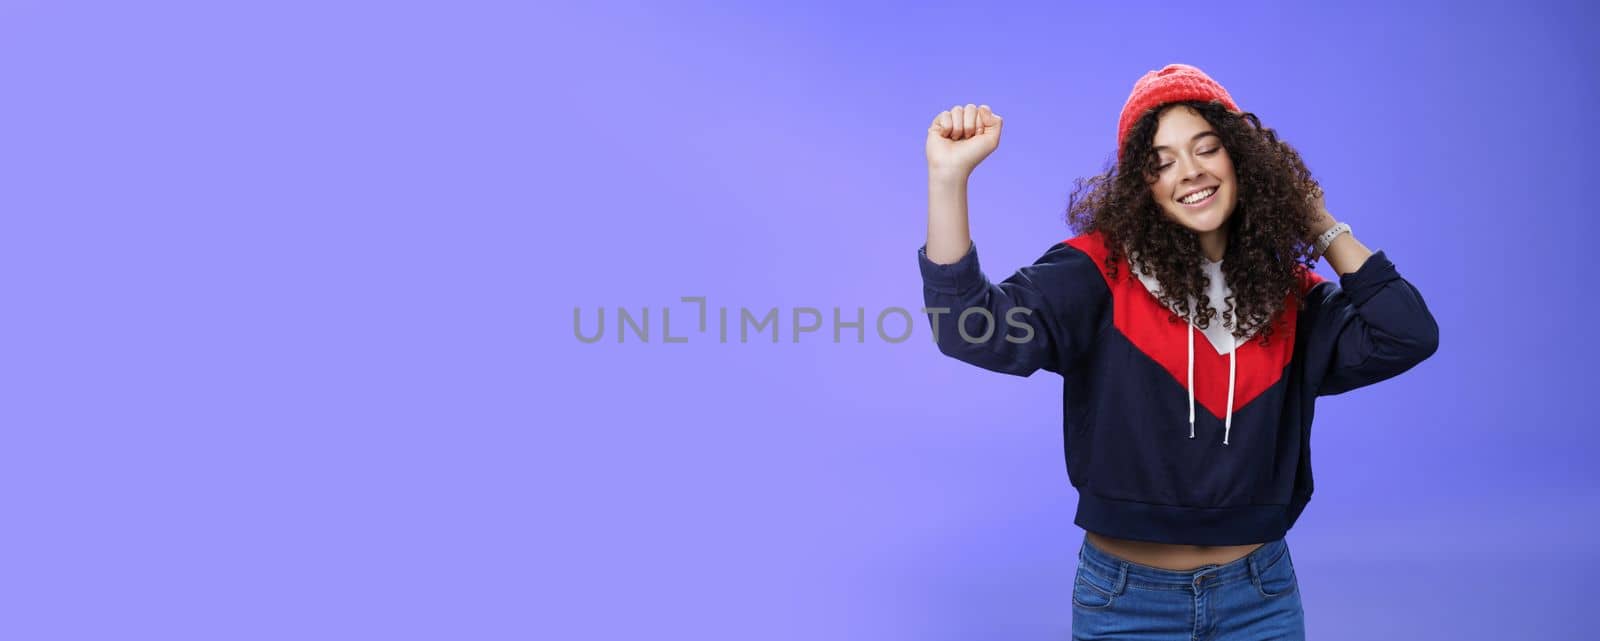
[1180,187,1216,204]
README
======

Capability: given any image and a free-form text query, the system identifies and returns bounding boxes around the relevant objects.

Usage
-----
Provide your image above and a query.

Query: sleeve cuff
[1337,249,1400,306]
[917,241,982,295]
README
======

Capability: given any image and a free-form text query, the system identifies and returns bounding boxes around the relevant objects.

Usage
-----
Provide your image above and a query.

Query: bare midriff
[1084,531,1264,571]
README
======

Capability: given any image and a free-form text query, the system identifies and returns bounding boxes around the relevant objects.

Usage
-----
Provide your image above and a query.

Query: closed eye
[1156,148,1218,171]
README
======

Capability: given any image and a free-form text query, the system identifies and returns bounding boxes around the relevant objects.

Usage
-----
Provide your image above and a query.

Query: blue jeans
[1072,534,1306,640]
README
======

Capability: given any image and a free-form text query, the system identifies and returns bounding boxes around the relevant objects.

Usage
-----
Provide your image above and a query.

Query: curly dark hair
[1065,100,1322,345]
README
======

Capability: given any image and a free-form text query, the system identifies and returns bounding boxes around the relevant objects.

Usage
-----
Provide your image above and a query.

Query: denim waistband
[1078,534,1289,591]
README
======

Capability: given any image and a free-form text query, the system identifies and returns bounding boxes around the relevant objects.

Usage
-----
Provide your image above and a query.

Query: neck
[1198,229,1227,263]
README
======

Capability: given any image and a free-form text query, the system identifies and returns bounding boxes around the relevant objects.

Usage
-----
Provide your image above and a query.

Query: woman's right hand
[926,104,1002,179]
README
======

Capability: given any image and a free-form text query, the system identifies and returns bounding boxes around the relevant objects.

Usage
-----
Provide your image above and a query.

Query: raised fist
[926,103,1003,177]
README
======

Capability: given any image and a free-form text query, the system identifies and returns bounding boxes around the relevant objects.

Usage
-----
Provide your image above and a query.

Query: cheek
[1151,186,1172,207]
[1217,157,1237,183]
[1150,177,1173,201]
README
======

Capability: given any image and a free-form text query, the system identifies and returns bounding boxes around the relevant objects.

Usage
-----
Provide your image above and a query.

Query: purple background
[3,1,1594,639]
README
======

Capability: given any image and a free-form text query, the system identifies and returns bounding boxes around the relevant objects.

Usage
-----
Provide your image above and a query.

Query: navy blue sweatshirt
[917,230,1439,545]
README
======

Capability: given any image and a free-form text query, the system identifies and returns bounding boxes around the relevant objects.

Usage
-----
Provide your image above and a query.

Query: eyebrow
[1151,131,1220,153]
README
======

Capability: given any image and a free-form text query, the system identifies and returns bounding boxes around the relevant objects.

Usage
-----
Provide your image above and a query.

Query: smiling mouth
[1178,187,1218,207]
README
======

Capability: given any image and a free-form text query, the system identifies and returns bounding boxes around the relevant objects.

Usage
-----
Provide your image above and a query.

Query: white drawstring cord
[1224,334,1236,445]
[1190,321,1240,446]
[1187,321,1195,439]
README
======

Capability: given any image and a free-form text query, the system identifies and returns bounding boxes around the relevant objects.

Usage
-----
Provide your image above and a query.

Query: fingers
[976,104,998,135]
[978,104,999,130]
[937,104,994,140]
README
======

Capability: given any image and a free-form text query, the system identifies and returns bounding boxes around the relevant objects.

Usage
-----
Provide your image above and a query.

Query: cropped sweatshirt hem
[917,230,1440,545]
[1073,492,1311,546]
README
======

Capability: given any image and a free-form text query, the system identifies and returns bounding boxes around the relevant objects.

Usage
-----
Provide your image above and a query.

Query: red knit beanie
[1117,64,1241,165]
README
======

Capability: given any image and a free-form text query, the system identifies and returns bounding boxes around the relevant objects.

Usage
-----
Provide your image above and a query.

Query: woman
[917,64,1439,640]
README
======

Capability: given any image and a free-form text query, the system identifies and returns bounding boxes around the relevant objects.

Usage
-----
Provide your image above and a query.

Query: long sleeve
[1312,249,1441,396]
[917,240,1105,377]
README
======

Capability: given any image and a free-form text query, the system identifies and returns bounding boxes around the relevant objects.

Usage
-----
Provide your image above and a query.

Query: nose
[1178,154,1206,182]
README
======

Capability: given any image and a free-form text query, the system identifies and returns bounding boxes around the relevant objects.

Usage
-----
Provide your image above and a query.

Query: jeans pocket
[1253,544,1299,599]
[1071,560,1118,610]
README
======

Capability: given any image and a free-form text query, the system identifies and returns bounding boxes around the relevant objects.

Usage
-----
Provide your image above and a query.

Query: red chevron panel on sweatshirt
[1065,231,1326,418]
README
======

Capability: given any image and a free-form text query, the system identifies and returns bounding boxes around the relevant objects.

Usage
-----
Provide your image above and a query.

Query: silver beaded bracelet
[1313,221,1351,259]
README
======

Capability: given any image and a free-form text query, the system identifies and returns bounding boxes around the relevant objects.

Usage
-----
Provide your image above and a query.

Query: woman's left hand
[1306,186,1338,239]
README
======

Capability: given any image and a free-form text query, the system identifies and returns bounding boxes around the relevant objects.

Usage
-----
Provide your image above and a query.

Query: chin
[1168,209,1232,234]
